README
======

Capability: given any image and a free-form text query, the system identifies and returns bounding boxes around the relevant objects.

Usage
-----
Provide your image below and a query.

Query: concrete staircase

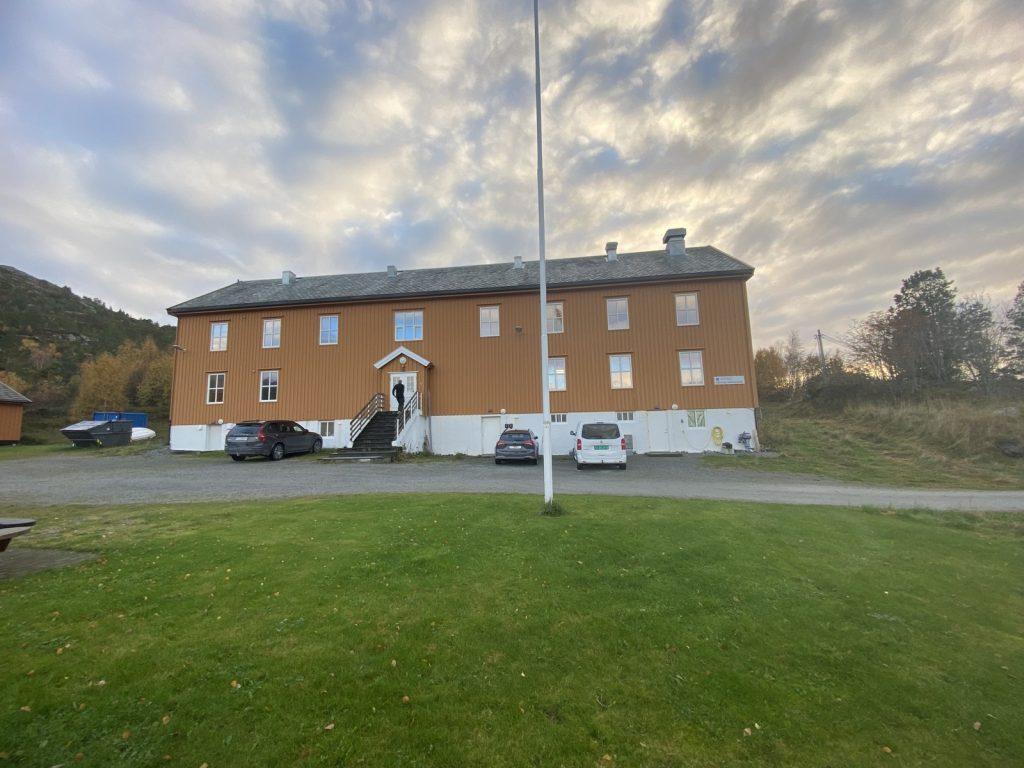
[319,411,401,464]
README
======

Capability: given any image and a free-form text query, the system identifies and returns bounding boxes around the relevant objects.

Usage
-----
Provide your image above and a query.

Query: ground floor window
[551,413,567,423]
[616,411,634,421]
[687,409,707,428]
[679,350,705,387]
[260,370,279,402]
[319,421,335,437]
[207,372,225,404]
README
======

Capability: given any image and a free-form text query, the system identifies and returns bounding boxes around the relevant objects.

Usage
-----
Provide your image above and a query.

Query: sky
[1,0,1021,352]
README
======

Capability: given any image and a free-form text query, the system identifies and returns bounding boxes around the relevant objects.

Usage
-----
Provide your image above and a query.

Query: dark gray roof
[168,245,754,315]
[0,381,31,404]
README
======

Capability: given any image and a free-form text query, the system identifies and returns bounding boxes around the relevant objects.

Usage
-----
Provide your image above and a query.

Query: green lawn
[703,405,1024,489]
[1,495,1021,767]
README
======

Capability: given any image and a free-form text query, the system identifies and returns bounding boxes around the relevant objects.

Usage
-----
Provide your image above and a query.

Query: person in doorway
[392,379,406,413]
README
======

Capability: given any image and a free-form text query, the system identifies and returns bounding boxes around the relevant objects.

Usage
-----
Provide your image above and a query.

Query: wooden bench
[0,518,36,553]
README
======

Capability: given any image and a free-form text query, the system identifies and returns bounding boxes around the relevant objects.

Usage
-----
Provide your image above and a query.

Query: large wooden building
[0,381,31,444]
[167,227,759,455]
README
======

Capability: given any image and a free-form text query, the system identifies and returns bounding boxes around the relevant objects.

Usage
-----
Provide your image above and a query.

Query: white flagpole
[533,0,553,504]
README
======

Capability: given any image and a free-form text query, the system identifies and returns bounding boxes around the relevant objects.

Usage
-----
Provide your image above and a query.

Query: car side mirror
[569,430,576,436]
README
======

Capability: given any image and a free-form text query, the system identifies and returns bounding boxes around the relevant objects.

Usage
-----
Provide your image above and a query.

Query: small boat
[131,427,157,442]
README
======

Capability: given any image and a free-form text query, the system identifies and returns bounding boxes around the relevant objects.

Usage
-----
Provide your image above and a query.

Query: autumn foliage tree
[70,339,173,419]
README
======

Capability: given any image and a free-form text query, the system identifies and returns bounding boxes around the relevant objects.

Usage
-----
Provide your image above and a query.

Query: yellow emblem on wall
[711,426,724,446]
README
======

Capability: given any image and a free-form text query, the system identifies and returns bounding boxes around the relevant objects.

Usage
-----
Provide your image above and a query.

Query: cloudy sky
[1,0,1021,350]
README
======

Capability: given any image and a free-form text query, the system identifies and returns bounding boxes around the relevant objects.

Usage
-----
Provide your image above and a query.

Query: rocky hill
[0,265,174,402]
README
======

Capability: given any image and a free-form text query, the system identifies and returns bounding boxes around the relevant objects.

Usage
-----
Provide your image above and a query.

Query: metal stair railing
[397,390,420,436]
[350,392,384,444]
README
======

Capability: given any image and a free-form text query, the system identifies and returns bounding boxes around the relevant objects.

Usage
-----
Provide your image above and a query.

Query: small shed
[0,381,32,445]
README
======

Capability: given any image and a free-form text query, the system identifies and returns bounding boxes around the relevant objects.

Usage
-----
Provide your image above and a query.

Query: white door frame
[389,372,417,410]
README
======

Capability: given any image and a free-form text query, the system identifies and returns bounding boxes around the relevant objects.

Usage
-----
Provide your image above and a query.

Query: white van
[570,422,627,470]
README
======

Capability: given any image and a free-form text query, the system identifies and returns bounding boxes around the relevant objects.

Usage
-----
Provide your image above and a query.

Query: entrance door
[389,372,417,411]
[481,415,503,455]
[646,411,670,452]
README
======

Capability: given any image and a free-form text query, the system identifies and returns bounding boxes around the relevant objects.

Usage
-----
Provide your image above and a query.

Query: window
[609,354,633,389]
[606,298,629,330]
[210,322,228,351]
[320,315,338,345]
[395,310,423,341]
[260,370,279,402]
[687,410,707,428]
[207,373,225,404]
[676,293,699,326]
[480,306,499,337]
[548,357,566,391]
[546,302,564,334]
[263,318,281,348]
[617,411,634,422]
[319,421,336,438]
[551,413,567,423]
[679,350,705,386]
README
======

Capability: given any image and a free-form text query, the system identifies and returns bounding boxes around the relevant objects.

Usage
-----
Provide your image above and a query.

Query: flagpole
[533,0,553,504]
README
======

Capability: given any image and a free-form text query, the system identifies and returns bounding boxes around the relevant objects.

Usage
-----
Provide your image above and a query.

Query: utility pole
[533,0,553,504]
[815,329,826,371]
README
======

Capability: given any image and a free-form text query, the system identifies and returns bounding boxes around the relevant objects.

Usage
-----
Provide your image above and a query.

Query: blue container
[92,411,149,428]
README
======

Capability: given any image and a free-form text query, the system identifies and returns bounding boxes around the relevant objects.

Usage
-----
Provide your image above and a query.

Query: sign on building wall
[713,375,746,385]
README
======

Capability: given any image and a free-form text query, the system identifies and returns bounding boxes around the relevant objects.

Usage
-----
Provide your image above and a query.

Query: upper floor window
[210,322,228,352]
[260,370,279,402]
[546,302,564,334]
[207,372,225,404]
[263,318,281,348]
[676,293,699,326]
[395,310,423,342]
[607,298,629,330]
[548,357,566,391]
[609,354,633,389]
[320,315,338,345]
[679,350,704,387]
[480,306,499,337]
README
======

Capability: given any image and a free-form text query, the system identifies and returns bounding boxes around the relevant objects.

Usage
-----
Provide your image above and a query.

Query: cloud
[0,0,1019,357]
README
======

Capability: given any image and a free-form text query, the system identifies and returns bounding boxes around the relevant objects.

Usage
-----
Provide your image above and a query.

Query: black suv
[225,420,323,461]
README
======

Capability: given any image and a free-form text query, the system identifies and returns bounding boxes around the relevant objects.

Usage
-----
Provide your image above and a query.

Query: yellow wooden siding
[170,277,758,425]
[0,403,25,442]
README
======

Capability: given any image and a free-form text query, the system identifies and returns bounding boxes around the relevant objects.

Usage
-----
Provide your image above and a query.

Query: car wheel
[230,455,245,462]
[618,463,627,470]
[575,461,583,471]
[531,458,538,466]
[310,439,322,455]
[495,458,502,464]
[270,443,285,461]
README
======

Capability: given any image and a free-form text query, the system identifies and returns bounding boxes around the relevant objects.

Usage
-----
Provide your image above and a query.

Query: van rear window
[581,424,620,440]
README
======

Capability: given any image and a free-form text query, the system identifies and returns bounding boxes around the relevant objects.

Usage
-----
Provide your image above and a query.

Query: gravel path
[1,449,1022,512]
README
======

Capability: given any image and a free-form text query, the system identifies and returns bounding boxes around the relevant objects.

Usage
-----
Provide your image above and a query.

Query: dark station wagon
[225,420,323,461]
[494,429,539,465]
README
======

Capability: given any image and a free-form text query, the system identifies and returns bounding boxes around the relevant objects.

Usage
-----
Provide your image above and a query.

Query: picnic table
[0,518,35,552]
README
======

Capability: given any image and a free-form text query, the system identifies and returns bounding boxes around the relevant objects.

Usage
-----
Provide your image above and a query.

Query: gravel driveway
[1,449,1022,512]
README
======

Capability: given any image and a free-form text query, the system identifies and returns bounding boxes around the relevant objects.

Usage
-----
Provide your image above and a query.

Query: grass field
[2,494,1021,767]
[704,402,1024,489]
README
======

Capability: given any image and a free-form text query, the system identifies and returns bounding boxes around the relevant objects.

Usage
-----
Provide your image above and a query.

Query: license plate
[509,445,522,450]
[229,437,248,442]
[595,445,608,450]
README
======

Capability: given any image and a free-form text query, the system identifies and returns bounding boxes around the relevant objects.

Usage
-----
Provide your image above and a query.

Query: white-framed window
[395,310,423,342]
[548,357,566,391]
[210,322,228,352]
[206,372,225,404]
[551,413,567,423]
[676,293,699,326]
[616,411,634,422]
[687,410,707,428]
[546,302,564,334]
[319,421,336,437]
[609,354,633,389]
[260,370,279,402]
[480,306,499,337]
[606,297,629,330]
[263,318,281,349]
[679,350,705,387]
[320,315,338,345]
